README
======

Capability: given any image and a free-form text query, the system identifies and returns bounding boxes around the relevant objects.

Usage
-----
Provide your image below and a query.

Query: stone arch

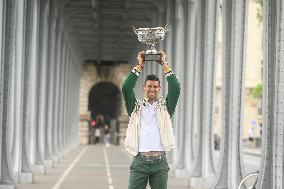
[88,82,121,119]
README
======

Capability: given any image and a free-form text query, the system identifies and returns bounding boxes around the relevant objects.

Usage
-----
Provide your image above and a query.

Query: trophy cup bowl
[133,25,168,62]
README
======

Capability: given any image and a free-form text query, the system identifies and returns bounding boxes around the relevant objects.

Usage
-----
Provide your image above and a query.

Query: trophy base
[144,53,161,63]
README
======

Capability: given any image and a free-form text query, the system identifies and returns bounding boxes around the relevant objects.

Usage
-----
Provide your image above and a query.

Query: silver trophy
[132,24,169,63]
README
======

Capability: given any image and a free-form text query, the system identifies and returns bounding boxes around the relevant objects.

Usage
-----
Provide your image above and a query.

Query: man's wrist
[132,64,144,76]
[163,64,174,77]
[160,61,168,66]
[135,64,144,72]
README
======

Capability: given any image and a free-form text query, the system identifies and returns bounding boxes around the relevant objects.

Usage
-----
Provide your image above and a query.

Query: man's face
[144,80,160,100]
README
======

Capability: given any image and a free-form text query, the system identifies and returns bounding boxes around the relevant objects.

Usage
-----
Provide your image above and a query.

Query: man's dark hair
[144,74,160,85]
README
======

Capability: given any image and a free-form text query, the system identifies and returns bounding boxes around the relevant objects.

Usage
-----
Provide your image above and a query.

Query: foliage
[251,83,262,99]
[255,0,263,24]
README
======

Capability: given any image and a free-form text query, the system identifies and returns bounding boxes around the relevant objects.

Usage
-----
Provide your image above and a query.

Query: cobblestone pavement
[17,145,189,189]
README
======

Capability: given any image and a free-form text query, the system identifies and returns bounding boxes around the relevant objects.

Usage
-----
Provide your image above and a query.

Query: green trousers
[128,153,170,189]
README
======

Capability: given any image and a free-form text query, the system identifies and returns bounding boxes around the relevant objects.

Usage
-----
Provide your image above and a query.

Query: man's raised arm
[122,52,144,116]
[159,52,181,117]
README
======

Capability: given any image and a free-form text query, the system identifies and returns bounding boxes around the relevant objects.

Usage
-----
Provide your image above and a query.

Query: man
[122,51,180,189]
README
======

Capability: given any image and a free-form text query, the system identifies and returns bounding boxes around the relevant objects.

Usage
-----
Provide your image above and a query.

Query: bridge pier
[0,0,81,186]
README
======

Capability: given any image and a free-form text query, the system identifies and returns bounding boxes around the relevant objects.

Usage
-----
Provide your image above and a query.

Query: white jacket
[124,97,175,156]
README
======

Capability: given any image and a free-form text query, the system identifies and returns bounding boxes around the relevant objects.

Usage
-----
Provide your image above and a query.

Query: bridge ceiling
[62,0,160,63]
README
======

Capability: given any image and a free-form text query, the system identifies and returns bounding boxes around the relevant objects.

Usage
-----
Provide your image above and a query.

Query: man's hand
[137,51,145,65]
[160,51,167,63]
[159,51,172,73]
[134,52,145,73]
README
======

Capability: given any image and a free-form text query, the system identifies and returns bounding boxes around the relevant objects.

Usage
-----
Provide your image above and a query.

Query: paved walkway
[243,147,261,156]
[17,145,189,189]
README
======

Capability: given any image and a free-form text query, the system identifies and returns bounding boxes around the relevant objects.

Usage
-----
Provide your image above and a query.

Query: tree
[251,83,262,99]
[255,0,263,24]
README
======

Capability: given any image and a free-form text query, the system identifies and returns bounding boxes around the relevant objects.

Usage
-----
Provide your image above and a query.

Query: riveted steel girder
[257,0,284,188]
[212,0,248,188]
[0,0,17,187]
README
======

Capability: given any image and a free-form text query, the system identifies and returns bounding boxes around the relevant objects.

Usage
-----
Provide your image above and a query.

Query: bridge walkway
[17,145,189,189]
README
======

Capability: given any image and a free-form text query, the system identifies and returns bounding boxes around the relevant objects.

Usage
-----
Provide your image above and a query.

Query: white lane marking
[103,148,114,189]
[52,146,88,189]
[108,177,113,184]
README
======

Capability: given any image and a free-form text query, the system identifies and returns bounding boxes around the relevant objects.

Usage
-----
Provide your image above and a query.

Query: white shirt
[138,101,164,152]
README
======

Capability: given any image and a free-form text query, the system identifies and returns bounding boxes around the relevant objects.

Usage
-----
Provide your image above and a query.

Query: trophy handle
[164,24,169,31]
[132,26,138,34]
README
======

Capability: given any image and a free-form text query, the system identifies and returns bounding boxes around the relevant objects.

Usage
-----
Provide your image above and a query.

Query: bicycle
[237,171,259,189]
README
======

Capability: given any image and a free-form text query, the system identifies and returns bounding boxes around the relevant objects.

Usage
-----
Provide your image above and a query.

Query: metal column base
[18,172,33,184]
[33,164,45,174]
[43,160,53,169]
[0,184,15,189]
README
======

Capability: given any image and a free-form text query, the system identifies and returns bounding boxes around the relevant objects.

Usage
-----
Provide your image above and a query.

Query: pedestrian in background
[94,114,104,144]
[104,124,110,147]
